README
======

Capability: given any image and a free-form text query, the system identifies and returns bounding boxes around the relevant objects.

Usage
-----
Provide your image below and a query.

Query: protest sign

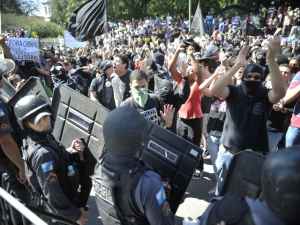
[6,38,40,62]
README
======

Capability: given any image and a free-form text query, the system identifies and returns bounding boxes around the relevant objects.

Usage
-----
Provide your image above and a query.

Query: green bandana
[131,87,149,107]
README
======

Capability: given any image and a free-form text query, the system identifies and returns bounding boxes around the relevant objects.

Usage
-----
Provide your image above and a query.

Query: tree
[1,0,23,14]
[50,0,69,26]
[17,0,39,15]
[1,0,39,15]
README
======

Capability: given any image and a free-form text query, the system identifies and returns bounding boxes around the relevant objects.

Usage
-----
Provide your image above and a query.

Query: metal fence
[0,187,48,225]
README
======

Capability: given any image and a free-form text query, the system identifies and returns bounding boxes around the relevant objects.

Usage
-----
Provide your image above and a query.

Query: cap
[29,111,52,125]
[99,60,113,72]
[198,45,219,61]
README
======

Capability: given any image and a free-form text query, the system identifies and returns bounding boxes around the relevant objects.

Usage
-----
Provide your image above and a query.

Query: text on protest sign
[6,38,40,62]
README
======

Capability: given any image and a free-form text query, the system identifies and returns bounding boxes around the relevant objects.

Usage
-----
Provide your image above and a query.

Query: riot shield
[142,123,203,212]
[8,77,50,107]
[220,150,265,198]
[51,84,109,160]
[0,78,16,103]
[51,85,203,212]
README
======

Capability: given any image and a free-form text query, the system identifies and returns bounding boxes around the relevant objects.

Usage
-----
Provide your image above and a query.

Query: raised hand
[160,104,175,128]
[236,46,249,66]
[267,36,281,60]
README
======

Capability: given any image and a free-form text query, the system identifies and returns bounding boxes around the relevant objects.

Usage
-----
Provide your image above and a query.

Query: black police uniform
[23,134,84,221]
[95,157,174,225]
[94,105,177,225]
[199,148,300,225]
[14,95,89,222]
[199,195,284,225]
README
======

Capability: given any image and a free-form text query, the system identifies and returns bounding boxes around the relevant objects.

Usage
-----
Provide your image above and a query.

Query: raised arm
[279,73,300,106]
[200,66,225,97]
[168,45,184,83]
[267,37,286,104]
[209,46,249,99]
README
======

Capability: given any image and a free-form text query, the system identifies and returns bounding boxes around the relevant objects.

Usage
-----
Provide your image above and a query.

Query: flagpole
[189,0,192,32]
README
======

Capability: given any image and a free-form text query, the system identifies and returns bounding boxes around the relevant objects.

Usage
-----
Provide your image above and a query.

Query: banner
[191,1,205,36]
[68,0,107,41]
[6,38,40,62]
[64,31,87,48]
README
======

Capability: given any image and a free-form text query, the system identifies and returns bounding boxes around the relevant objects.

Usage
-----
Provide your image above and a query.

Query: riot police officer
[13,95,88,225]
[198,148,300,225]
[0,59,25,182]
[50,62,76,90]
[71,56,93,96]
[94,105,182,225]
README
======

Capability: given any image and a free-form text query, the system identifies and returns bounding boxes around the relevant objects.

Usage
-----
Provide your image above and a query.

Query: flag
[68,0,107,42]
[64,31,88,48]
[191,1,205,36]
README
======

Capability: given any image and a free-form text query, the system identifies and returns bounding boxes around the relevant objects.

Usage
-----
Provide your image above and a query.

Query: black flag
[68,0,107,41]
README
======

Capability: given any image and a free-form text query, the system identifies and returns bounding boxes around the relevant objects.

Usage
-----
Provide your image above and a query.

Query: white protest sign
[6,38,40,62]
[64,31,87,48]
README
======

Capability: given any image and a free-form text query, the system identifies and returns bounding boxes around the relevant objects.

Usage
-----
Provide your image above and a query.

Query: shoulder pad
[207,194,249,224]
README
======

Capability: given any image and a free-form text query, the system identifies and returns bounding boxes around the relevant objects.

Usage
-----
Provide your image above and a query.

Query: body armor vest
[23,136,81,208]
[94,162,150,225]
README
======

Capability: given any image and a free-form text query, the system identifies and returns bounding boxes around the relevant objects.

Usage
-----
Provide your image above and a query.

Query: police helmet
[103,105,150,157]
[14,95,51,129]
[50,63,66,78]
[262,147,300,224]
[0,59,16,77]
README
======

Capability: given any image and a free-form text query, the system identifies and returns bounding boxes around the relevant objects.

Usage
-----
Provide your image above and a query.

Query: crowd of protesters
[0,2,300,225]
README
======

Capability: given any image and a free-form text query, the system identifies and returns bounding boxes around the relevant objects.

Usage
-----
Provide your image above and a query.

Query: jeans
[286,126,300,147]
[268,130,284,152]
[207,135,220,165]
[214,145,234,196]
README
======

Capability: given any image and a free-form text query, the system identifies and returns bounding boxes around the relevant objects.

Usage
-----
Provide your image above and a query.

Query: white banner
[6,38,40,62]
[64,31,87,48]
[191,1,205,36]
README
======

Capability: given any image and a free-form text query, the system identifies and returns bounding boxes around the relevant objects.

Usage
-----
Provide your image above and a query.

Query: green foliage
[2,0,23,14]
[2,0,39,15]
[2,14,63,38]
[49,0,281,24]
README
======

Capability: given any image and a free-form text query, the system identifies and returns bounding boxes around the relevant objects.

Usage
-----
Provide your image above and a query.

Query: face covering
[242,80,262,96]
[131,87,149,107]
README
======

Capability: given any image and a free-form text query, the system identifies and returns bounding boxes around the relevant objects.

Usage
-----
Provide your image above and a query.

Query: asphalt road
[87,158,216,225]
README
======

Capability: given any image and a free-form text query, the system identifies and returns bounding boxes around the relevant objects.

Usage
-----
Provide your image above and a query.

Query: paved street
[87,159,216,225]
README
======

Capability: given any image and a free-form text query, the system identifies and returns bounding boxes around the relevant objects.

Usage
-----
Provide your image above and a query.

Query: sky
[30,0,45,16]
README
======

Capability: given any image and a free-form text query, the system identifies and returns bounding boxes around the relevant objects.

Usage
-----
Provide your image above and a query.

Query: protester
[209,36,285,195]
[89,60,116,110]
[1,2,300,224]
